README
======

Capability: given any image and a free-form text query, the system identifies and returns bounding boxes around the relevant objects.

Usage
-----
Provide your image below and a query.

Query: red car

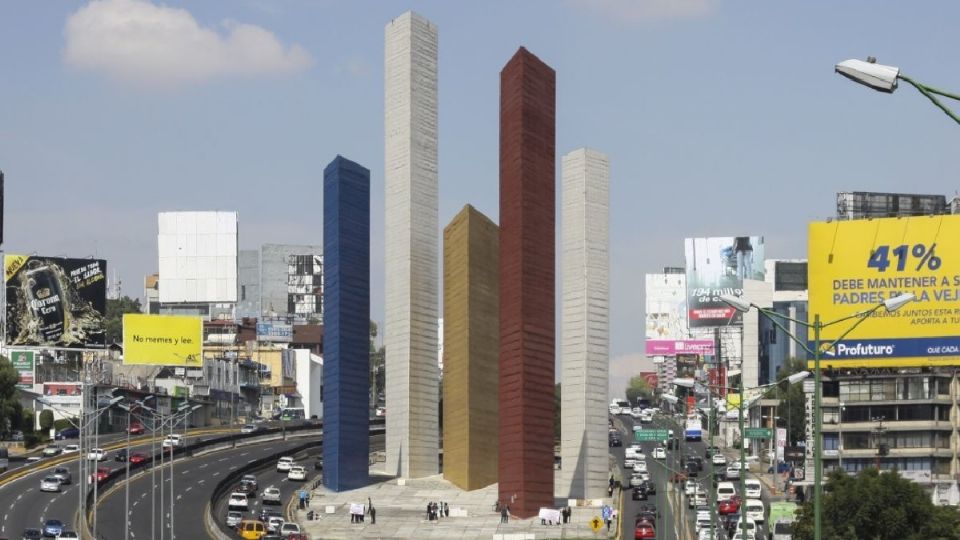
[90,467,110,484]
[634,519,656,539]
[718,496,741,515]
[129,452,149,464]
[127,422,145,435]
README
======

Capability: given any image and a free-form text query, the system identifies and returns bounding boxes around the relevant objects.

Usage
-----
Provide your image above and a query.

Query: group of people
[426,501,449,521]
[350,498,376,524]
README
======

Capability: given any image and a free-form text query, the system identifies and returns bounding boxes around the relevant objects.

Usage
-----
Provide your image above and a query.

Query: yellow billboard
[809,215,960,368]
[123,314,202,366]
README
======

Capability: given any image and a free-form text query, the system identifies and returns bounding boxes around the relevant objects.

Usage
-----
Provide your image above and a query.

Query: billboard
[645,273,687,341]
[5,255,107,348]
[684,236,765,327]
[9,350,35,389]
[645,339,715,356]
[123,314,202,366]
[809,215,960,367]
[157,211,238,303]
[256,322,293,342]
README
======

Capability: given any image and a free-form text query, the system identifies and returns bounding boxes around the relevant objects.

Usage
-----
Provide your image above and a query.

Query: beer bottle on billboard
[24,260,67,342]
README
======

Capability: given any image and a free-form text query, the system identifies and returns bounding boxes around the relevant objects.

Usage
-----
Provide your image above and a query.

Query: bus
[684,418,702,441]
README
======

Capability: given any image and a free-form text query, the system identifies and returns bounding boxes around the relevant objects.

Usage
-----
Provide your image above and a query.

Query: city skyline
[2,1,959,395]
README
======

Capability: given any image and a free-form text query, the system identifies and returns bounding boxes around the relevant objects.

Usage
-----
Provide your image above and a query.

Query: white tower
[384,11,440,478]
[560,148,610,499]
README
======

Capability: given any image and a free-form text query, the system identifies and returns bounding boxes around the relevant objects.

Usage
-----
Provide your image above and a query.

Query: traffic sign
[744,427,772,439]
[634,429,669,442]
[590,516,603,532]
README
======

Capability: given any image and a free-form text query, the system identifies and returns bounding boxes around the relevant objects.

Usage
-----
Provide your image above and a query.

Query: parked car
[287,466,306,481]
[127,422,145,435]
[41,445,61,457]
[54,428,79,440]
[261,487,282,505]
[53,467,72,484]
[40,476,61,493]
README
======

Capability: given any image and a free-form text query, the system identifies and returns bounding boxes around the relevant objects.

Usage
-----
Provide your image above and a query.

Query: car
[280,523,301,536]
[266,516,285,534]
[127,422,145,435]
[129,452,149,464]
[53,467,72,484]
[26,456,41,464]
[375,406,386,417]
[21,529,42,540]
[609,436,622,448]
[744,478,762,499]
[624,456,636,469]
[705,445,721,458]
[62,444,79,454]
[54,427,79,440]
[639,480,656,495]
[276,456,294,472]
[228,492,250,511]
[689,487,707,508]
[161,434,183,448]
[634,520,656,539]
[731,532,757,540]
[631,486,648,500]
[629,475,644,487]
[744,498,765,524]
[716,481,737,501]
[237,519,266,540]
[313,457,323,470]
[241,474,258,489]
[718,496,741,514]
[685,455,704,471]
[686,461,700,477]
[262,487,282,505]
[635,470,651,482]
[684,479,699,496]
[241,424,260,434]
[237,480,257,496]
[226,511,244,528]
[57,533,79,539]
[259,508,283,523]
[87,448,106,461]
[115,449,128,462]
[41,445,61,457]
[632,461,647,473]
[90,467,110,484]
[652,447,666,459]
[40,477,61,492]
[287,466,306,481]
[42,519,64,537]
[712,453,727,466]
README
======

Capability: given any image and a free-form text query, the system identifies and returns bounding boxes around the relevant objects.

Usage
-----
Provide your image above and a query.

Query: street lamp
[118,396,154,540]
[835,57,960,125]
[720,292,914,540]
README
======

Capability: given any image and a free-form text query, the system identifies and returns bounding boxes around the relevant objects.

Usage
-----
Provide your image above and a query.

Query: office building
[237,244,324,323]
[384,11,440,479]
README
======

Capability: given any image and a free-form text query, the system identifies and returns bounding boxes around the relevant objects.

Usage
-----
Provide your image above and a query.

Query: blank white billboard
[158,211,238,303]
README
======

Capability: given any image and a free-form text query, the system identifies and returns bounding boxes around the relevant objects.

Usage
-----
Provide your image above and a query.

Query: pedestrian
[501,505,508,523]
[351,511,356,524]
[426,502,432,521]
[444,502,449,518]
[370,505,376,525]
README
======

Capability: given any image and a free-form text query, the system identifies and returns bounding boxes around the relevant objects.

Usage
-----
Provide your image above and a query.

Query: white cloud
[64,0,312,88]
[609,352,656,397]
[570,0,716,22]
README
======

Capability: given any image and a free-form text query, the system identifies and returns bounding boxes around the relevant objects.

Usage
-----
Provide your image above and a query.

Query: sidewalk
[294,465,622,539]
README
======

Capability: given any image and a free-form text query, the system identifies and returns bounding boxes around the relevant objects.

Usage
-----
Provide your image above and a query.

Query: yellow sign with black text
[809,215,960,368]
[122,314,202,366]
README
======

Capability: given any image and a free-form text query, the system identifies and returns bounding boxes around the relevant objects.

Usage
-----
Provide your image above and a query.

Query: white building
[560,148,610,499]
[291,349,323,419]
[384,11,440,479]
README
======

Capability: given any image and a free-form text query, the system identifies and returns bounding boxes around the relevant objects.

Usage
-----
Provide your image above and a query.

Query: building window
[823,434,839,450]
[823,408,840,425]
[241,285,246,301]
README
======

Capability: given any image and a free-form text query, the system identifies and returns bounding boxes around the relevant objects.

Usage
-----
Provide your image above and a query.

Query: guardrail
[78,418,384,539]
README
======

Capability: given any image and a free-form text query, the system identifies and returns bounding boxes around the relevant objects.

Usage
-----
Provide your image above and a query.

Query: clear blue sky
[1,0,958,394]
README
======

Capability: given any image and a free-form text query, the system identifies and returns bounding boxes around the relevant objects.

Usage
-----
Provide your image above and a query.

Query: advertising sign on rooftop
[5,255,107,348]
[123,314,202,366]
[10,350,34,389]
[809,215,960,368]
[684,237,765,327]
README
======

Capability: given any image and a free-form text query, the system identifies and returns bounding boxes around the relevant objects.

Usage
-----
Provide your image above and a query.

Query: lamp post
[720,292,914,540]
[119,396,154,540]
[835,57,960,125]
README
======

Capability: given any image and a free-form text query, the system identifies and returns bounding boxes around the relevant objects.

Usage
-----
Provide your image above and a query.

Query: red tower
[498,47,556,518]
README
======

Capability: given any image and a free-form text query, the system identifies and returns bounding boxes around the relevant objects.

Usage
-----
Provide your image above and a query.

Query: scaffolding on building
[836,191,948,220]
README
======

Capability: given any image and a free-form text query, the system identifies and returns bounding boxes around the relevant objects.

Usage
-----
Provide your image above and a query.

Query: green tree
[105,296,142,344]
[773,356,807,445]
[0,356,24,438]
[792,468,960,540]
[39,409,54,431]
[625,375,654,406]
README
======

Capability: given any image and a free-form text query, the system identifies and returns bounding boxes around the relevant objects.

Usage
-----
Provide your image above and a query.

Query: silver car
[225,511,243,528]
[53,467,72,484]
[261,487,282,505]
[40,476,61,492]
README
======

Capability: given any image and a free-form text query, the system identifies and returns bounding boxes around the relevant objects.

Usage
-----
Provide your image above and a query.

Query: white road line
[229,466,237,470]
[218,458,228,462]
[212,472,220,476]
[240,452,248,457]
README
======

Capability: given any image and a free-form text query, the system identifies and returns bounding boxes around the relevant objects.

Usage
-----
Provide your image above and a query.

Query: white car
[725,464,741,480]
[684,479,699,496]
[261,487,282,505]
[652,447,666,460]
[266,516,285,534]
[240,424,258,434]
[716,481,737,501]
[635,470,650,482]
[744,478,762,499]
[226,511,243,527]
[280,523,301,536]
[711,453,727,466]
[632,461,647,473]
[276,456,294,472]
[40,476,62,492]
[162,434,183,448]
[629,475,643,487]
[624,456,636,469]
[62,444,80,453]
[287,465,307,481]
[227,492,249,510]
[745,498,765,524]
[87,448,106,461]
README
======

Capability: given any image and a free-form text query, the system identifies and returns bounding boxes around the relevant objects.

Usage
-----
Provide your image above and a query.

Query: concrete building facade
[559,148,610,499]
[442,205,500,491]
[384,11,441,479]
[498,47,556,517]
[322,156,371,491]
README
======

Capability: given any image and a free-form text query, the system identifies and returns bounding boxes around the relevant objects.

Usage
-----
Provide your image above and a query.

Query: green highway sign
[634,429,669,442]
[744,427,772,439]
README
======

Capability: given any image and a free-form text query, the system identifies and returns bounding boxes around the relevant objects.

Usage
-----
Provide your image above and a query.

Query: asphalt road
[0,428,234,538]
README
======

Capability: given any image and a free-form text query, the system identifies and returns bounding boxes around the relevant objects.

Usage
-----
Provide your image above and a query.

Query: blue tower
[322,155,371,491]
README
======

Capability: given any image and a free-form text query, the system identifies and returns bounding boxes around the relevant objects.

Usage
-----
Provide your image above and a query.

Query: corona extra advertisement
[5,255,106,348]
[122,314,202,366]
[808,215,960,367]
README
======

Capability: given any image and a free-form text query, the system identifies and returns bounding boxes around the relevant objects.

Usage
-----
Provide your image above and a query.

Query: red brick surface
[498,47,556,518]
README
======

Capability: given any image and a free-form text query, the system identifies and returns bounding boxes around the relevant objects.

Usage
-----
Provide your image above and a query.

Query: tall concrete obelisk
[559,148,610,499]
[384,11,440,478]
